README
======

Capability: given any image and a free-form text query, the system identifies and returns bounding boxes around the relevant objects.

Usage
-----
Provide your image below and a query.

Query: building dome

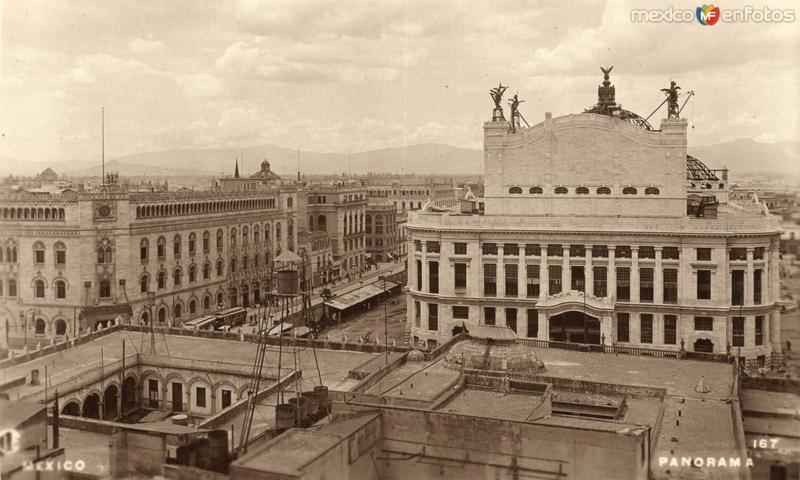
[443,325,546,375]
[407,350,426,362]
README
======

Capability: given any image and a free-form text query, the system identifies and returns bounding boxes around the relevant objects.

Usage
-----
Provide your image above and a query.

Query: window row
[1,206,65,221]
[413,301,538,338]
[135,197,277,219]
[139,259,235,292]
[508,186,660,195]
[31,242,67,265]
[616,313,764,347]
[139,224,283,261]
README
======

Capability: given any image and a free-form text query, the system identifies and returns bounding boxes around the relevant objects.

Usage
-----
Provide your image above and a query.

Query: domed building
[444,324,546,375]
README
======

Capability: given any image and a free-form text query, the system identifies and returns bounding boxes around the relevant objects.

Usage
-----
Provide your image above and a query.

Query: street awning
[324,281,398,311]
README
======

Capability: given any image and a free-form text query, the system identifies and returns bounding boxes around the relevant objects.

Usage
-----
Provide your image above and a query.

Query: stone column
[770,310,782,360]
[585,245,593,295]
[407,247,415,290]
[771,240,780,303]
[562,246,571,293]
[421,242,429,293]
[654,247,663,304]
[539,311,548,340]
[630,247,640,303]
[497,245,505,297]
[540,245,549,297]
[745,248,754,305]
[518,244,526,299]
[608,246,616,300]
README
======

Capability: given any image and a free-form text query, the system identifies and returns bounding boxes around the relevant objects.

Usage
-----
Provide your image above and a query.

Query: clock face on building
[98,205,112,217]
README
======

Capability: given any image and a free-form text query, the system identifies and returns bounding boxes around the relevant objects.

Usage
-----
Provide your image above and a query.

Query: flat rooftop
[364,359,459,401]
[436,387,548,422]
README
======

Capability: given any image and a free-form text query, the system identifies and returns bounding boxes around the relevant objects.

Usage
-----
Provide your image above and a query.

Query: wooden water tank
[275,403,297,429]
[276,269,299,295]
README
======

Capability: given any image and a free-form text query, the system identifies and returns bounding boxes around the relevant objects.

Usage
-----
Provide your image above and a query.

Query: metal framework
[686,155,720,182]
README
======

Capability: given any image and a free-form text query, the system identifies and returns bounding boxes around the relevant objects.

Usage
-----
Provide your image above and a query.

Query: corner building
[406,73,782,370]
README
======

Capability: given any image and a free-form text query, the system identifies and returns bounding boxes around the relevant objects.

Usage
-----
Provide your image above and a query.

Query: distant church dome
[250,157,281,181]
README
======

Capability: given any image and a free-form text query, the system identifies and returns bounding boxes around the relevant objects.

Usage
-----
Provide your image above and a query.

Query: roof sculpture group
[491,67,693,132]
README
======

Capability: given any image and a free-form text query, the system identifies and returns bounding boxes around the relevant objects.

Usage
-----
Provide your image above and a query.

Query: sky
[0,0,798,165]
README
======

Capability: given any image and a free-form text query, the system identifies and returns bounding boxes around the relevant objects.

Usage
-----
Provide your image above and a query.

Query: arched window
[216,292,224,307]
[140,274,150,293]
[8,279,17,297]
[33,241,45,264]
[174,303,182,319]
[157,236,166,258]
[34,279,45,298]
[596,186,611,195]
[622,186,638,195]
[230,228,237,247]
[188,233,196,255]
[317,215,327,231]
[157,307,167,323]
[529,186,543,194]
[508,186,523,194]
[254,226,260,243]
[55,280,66,299]
[189,299,197,315]
[54,242,66,266]
[644,187,660,195]
[242,226,249,245]
[203,231,211,253]
[97,247,112,264]
[173,235,182,256]
[35,318,46,335]
[203,262,210,280]
[173,268,182,286]
[375,215,384,235]
[99,280,111,298]
[55,319,67,336]
[216,229,224,250]
[554,187,568,195]
[157,271,167,289]
[140,238,149,261]
[230,258,237,273]
[276,223,282,242]
[203,295,211,310]
[189,265,197,283]
[576,186,590,195]
[216,260,224,276]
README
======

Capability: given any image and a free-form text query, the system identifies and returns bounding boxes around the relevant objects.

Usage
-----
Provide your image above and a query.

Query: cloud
[174,73,225,98]
[128,37,164,55]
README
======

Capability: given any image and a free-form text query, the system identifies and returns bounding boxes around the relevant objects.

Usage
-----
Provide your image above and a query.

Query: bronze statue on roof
[489,82,508,121]
[661,80,681,119]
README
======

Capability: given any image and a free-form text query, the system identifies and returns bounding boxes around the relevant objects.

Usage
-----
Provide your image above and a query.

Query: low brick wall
[742,376,800,394]
[0,324,122,368]
[49,414,120,435]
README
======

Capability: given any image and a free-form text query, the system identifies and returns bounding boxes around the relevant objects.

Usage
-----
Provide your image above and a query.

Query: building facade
[297,229,333,289]
[365,201,399,262]
[366,179,458,214]
[406,72,782,369]
[0,180,296,345]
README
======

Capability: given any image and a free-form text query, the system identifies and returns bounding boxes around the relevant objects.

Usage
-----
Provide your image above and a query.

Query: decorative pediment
[537,290,615,313]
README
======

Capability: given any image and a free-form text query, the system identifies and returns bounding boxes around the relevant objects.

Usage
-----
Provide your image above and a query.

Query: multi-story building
[365,178,458,214]
[406,71,782,369]
[365,201,399,263]
[299,184,367,281]
[0,175,296,344]
[297,229,333,289]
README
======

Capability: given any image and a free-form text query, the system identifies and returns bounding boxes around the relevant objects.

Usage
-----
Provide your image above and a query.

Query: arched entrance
[61,401,80,416]
[694,338,714,353]
[242,284,250,308]
[549,311,601,344]
[157,307,167,324]
[122,377,137,414]
[104,385,119,420]
[82,393,101,419]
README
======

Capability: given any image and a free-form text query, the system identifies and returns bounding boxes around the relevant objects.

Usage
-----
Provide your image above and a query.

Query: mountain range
[1,138,797,179]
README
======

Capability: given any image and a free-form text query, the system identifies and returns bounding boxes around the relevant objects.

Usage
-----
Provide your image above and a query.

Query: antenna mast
[101,106,105,186]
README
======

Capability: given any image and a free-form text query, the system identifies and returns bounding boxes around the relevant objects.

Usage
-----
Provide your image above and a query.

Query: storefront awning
[324,281,398,311]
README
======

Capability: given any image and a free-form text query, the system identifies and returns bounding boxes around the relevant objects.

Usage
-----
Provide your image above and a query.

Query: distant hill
[0,138,796,178]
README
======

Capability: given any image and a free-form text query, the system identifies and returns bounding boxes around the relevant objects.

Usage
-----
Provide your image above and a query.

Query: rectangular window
[148,379,159,408]
[754,247,765,260]
[694,316,713,331]
[525,243,540,256]
[662,247,680,260]
[99,281,111,298]
[696,248,711,261]
[616,267,630,301]
[755,316,764,346]
[640,268,654,302]
[157,243,165,258]
[754,269,762,304]
[482,243,498,255]
[416,260,422,290]
[664,315,677,345]
[429,261,439,294]
[640,314,653,343]
[526,309,538,338]
[414,301,421,327]
[569,244,585,257]
[732,316,745,347]
[503,243,518,256]
[617,313,630,342]
[428,304,438,331]
[729,248,747,261]
[616,246,632,258]
[34,250,44,264]
[639,246,655,259]
[571,266,585,292]
[548,265,562,295]
[196,387,207,408]
[454,242,467,255]
[484,264,497,296]
[731,270,744,305]
[505,308,517,333]
[221,389,232,409]
[140,245,148,261]
[593,266,607,297]
[663,269,678,304]
[189,238,196,255]
[592,245,608,258]
[203,237,210,253]
[414,240,421,252]
[55,250,66,265]
[453,306,469,319]
[426,241,440,254]
[484,307,496,326]
[526,265,540,298]
[697,270,711,299]
[505,264,518,297]
[454,263,467,289]
[547,244,562,257]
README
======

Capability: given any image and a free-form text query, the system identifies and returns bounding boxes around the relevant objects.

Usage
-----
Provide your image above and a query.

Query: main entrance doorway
[549,311,601,344]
